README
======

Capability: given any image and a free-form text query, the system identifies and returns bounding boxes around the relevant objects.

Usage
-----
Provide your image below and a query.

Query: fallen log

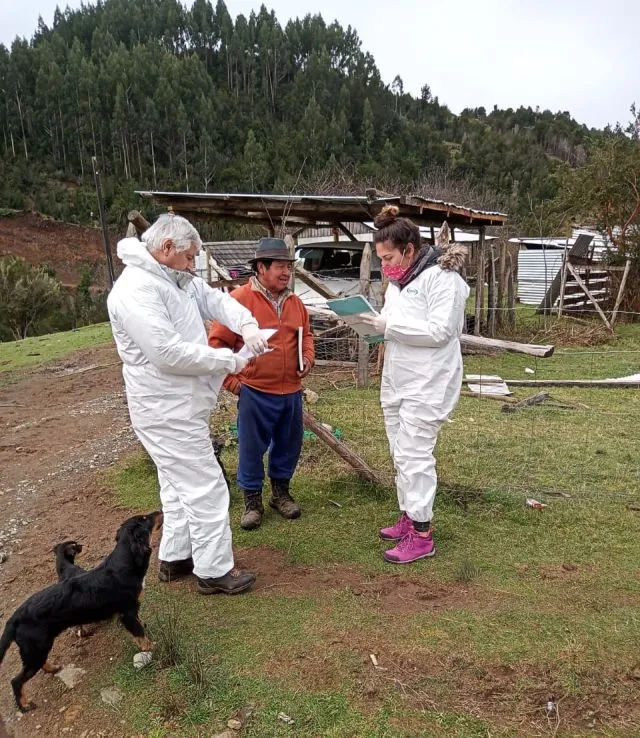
[501,392,575,413]
[460,334,554,358]
[302,410,385,486]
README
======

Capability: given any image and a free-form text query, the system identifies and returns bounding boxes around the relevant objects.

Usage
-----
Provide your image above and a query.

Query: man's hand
[230,354,250,374]
[359,313,386,334]
[296,357,312,379]
[241,324,268,355]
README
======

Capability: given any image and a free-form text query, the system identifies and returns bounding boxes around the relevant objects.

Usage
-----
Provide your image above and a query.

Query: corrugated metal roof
[136,190,507,227]
[204,240,257,268]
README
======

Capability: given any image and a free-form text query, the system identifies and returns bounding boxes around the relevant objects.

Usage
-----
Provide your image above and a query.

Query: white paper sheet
[236,328,277,360]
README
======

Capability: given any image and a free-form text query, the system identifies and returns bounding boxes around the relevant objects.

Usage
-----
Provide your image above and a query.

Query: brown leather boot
[240,491,264,530]
[197,568,256,595]
[269,479,301,519]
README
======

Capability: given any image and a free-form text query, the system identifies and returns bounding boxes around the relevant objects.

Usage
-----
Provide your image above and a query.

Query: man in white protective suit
[107,213,269,595]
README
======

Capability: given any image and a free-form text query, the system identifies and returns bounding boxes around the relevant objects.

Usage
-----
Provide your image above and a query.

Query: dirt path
[0,346,140,737]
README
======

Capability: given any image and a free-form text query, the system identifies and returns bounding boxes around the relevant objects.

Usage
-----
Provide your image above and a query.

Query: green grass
[103,323,640,737]
[0,322,112,373]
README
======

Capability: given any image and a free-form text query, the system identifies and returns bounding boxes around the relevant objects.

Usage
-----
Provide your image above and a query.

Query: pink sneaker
[383,530,435,564]
[379,512,411,541]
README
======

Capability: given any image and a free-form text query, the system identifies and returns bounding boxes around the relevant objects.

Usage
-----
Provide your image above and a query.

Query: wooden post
[506,252,516,329]
[285,234,296,291]
[487,244,496,337]
[496,243,506,330]
[558,251,568,318]
[357,243,372,388]
[610,258,632,327]
[127,210,151,234]
[474,226,486,335]
[92,156,115,288]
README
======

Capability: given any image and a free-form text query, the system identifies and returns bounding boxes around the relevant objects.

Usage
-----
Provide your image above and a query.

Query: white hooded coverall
[380,261,470,524]
[107,238,258,578]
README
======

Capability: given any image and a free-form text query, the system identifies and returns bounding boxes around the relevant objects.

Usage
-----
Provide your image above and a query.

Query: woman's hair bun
[373,204,400,230]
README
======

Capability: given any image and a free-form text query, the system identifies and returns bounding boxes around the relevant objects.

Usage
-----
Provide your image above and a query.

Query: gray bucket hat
[249,237,296,264]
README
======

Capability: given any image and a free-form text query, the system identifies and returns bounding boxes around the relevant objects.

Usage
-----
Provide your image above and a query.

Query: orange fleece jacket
[208,280,315,395]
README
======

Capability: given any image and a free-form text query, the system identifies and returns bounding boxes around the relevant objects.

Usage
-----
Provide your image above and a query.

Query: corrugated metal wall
[517,250,564,305]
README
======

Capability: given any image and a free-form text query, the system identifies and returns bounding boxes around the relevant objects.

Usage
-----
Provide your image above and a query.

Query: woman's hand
[359,313,386,334]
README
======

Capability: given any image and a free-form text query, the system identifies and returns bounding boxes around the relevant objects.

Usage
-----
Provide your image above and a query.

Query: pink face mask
[382,252,410,281]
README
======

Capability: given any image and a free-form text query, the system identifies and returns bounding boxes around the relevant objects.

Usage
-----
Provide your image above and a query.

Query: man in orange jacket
[208,238,315,530]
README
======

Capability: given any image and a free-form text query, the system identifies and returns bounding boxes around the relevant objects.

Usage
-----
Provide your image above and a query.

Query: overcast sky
[1,0,638,130]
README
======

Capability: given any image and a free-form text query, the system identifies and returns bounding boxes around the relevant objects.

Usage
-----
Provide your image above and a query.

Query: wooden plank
[295,265,339,299]
[357,243,372,388]
[496,379,640,388]
[302,411,385,486]
[565,261,613,331]
[610,258,632,327]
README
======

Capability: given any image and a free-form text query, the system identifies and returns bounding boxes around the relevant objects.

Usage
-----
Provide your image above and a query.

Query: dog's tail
[0,616,16,665]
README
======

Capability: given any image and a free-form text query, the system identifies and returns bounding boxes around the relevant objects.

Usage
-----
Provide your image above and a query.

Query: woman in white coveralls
[108,213,269,595]
[361,206,470,564]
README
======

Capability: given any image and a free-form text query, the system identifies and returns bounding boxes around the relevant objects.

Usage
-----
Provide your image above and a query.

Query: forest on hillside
[0,0,608,233]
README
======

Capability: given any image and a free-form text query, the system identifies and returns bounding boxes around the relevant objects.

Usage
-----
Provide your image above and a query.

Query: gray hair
[142,213,202,253]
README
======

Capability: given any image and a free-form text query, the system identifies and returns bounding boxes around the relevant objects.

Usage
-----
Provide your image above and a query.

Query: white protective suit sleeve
[119,282,237,376]
[385,271,464,348]
[190,278,258,333]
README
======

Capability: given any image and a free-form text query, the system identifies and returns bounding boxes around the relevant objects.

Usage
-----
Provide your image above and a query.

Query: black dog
[53,541,90,637]
[53,541,84,581]
[0,512,163,712]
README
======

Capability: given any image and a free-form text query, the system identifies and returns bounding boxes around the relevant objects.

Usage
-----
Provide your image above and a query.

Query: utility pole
[92,156,115,288]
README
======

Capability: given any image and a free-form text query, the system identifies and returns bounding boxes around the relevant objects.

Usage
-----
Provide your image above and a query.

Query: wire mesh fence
[211,310,640,511]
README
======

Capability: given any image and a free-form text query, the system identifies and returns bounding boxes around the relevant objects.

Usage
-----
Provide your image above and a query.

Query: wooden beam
[357,243,372,388]
[127,210,151,233]
[460,334,554,358]
[209,276,250,289]
[336,222,359,242]
[295,265,339,299]
[303,411,385,486]
[610,258,632,327]
[565,261,613,331]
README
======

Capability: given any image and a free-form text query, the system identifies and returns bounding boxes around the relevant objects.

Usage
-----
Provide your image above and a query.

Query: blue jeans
[236,385,304,492]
